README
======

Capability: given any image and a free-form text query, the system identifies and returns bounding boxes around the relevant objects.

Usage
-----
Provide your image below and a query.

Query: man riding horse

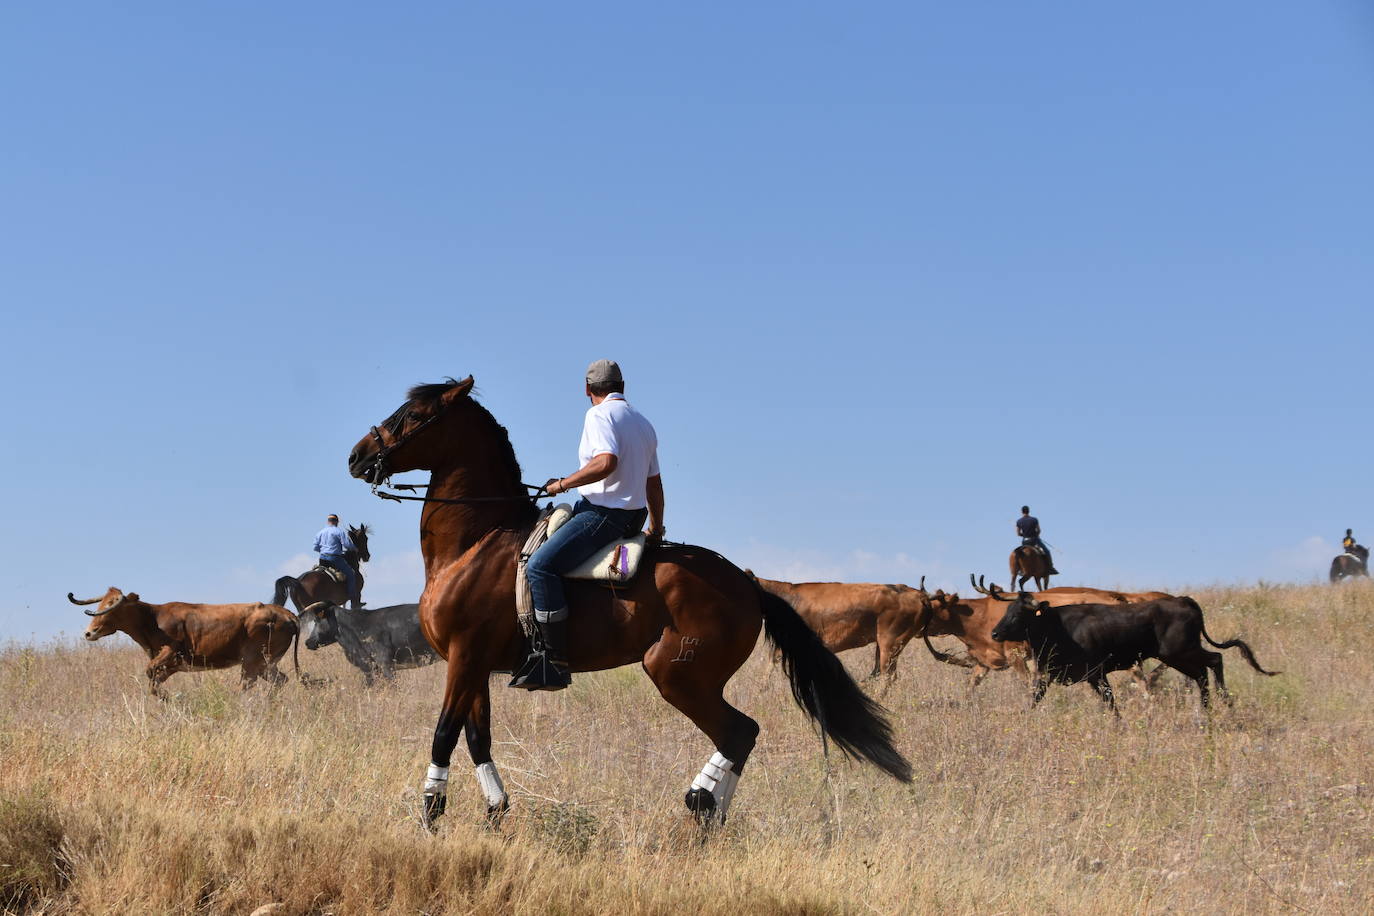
[314,513,364,610]
[1015,506,1059,576]
[348,374,910,828]
[513,358,665,691]
[1331,528,1369,582]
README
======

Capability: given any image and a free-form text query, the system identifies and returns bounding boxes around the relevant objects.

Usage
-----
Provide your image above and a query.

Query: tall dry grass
[2,581,1372,914]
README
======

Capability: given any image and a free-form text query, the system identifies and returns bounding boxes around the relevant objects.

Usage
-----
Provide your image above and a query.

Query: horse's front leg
[422,657,482,831]
[464,682,510,827]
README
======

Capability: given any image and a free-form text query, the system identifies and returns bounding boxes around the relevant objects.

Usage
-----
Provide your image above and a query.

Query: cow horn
[67,592,102,606]
[919,575,926,592]
[78,593,124,616]
[302,601,334,617]
[969,574,992,596]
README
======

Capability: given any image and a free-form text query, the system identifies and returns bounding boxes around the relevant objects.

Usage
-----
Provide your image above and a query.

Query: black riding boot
[508,614,572,691]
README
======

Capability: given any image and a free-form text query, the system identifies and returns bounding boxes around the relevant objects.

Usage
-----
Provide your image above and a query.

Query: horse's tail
[1009,550,1020,587]
[273,575,310,612]
[1191,599,1280,676]
[271,575,295,608]
[755,584,912,783]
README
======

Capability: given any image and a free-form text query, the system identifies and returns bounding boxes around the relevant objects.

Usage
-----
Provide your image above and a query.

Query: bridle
[364,400,545,506]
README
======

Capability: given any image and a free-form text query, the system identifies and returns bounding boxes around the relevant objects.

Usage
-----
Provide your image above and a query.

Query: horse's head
[348,524,371,562]
[349,376,476,483]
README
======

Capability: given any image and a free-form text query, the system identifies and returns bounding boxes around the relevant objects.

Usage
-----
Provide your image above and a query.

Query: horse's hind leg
[643,627,759,824]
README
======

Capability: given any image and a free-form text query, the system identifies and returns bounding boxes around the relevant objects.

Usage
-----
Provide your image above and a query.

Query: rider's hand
[543,477,565,496]
[645,525,665,542]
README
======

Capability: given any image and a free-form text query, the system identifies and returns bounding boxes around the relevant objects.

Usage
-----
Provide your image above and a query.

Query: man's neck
[590,392,625,406]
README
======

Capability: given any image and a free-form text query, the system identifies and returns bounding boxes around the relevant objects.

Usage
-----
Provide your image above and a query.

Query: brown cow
[916,577,1175,688]
[68,587,299,697]
[753,576,945,682]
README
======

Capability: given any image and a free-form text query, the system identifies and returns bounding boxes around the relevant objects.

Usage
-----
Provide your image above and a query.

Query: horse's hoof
[422,792,447,832]
[684,787,719,825]
[484,799,510,830]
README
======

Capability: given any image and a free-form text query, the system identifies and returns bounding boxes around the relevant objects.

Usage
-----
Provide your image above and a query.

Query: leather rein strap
[370,481,546,505]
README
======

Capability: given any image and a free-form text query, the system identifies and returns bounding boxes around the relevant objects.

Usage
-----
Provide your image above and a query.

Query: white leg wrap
[424,763,450,794]
[690,752,741,818]
[474,762,507,809]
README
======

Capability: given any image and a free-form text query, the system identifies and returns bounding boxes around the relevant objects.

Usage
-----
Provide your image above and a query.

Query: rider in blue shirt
[314,514,361,609]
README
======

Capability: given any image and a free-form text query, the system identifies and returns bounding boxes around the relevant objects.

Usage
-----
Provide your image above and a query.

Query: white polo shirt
[577,393,659,510]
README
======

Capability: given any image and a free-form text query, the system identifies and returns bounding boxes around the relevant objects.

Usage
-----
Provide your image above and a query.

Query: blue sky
[3,2,1372,640]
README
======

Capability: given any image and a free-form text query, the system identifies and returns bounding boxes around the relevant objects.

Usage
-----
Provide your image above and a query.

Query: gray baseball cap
[585,359,623,385]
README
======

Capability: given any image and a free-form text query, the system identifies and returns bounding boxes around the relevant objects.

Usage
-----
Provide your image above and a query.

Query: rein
[371,480,546,506]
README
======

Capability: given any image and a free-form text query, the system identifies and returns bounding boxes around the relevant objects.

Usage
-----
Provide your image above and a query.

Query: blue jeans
[320,555,358,602]
[527,499,647,621]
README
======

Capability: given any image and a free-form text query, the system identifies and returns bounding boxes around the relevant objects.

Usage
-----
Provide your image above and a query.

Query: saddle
[313,563,348,585]
[1019,542,1047,557]
[513,504,649,638]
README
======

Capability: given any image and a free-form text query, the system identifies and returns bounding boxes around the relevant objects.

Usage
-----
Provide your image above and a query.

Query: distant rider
[512,359,665,691]
[314,514,362,610]
[1343,529,1358,553]
[1016,506,1059,575]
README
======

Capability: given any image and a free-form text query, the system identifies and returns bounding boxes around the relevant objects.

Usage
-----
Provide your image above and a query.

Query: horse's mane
[406,379,531,516]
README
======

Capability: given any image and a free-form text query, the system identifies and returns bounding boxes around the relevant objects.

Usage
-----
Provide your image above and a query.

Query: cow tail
[291,617,301,679]
[755,583,912,783]
[1189,598,1280,676]
[1200,625,1280,676]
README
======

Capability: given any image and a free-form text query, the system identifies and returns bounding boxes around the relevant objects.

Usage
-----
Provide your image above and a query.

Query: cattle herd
[69,552,1279,716]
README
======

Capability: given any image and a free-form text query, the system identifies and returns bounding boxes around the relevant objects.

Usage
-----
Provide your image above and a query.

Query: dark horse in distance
[1330,545,1369,583]
[271,524,371,611]
[347,377,911,829]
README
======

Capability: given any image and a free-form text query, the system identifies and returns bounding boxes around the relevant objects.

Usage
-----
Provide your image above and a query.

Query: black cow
[988,592,1278,713]
[299,601,439,685]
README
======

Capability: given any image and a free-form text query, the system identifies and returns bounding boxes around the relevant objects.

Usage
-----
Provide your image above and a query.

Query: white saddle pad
[547,504,647,582]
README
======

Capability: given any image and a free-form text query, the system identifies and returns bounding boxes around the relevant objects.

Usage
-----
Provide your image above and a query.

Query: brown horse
[346,377,911,829]
[271,524,371,612]
[1009,545,1053,591]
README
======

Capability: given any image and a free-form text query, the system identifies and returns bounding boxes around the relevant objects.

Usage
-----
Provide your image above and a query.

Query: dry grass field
[3,580,1373,914]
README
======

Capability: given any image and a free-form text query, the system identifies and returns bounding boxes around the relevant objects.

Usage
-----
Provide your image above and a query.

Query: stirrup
[507,652,571,691]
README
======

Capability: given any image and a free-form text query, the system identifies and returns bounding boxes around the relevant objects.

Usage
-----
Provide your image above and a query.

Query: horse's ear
[441,377,475,404]
[126,592,140,603]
